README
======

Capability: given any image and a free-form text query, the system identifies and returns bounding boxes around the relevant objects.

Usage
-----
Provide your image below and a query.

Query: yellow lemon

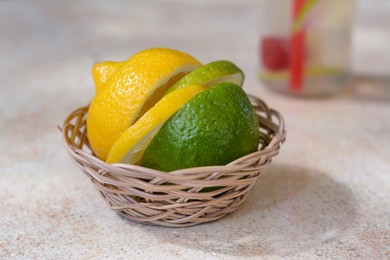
[107,84,207,164]
[87,48,202,160]
[92,61,124,94]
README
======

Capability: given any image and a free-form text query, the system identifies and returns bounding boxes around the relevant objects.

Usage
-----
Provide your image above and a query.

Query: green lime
[164,60,244,96]
[141,82,260,172]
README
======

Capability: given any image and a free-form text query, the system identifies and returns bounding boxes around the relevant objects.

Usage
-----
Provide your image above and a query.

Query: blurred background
[1,0,389,103]
[353,0,390,76]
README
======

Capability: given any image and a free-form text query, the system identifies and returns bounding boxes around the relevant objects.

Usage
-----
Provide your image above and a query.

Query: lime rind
[164,60,244,96]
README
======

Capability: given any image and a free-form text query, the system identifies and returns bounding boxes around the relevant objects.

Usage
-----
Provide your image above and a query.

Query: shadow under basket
[61,95,286,227]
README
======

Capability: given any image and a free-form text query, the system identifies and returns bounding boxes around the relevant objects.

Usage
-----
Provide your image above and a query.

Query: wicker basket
[61,95,286,227]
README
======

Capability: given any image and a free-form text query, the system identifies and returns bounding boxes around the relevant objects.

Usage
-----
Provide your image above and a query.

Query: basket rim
[60,94,286,177]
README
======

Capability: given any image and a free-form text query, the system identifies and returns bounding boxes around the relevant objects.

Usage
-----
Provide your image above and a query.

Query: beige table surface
[1,1,389,259]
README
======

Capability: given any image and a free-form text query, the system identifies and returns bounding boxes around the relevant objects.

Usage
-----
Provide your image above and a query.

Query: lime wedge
[164,60,244,95]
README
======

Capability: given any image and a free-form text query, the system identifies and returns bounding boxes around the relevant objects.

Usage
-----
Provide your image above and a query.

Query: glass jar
[258,0,356,97]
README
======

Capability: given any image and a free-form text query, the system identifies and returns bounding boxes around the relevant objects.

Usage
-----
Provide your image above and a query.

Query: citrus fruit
[92,61,124,94]
[106,84,207,164]
[141,82,260,172]
[87,48,202,160]
[164,60,244,95]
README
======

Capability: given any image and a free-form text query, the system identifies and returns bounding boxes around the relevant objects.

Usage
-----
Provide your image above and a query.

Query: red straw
[290,0,306,91]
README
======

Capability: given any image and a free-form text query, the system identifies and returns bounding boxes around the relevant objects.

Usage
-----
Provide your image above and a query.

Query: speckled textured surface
[1,1,390,259]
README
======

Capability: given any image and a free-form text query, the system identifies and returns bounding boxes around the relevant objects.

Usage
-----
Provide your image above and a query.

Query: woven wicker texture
[62,95,286,227]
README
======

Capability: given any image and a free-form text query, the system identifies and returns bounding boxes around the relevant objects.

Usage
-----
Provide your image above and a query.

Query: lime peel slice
[164,60,244,96]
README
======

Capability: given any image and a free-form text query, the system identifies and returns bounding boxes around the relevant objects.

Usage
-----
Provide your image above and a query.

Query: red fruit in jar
[261,36,290,71]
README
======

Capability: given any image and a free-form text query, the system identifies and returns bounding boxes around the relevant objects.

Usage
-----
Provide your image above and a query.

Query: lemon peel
[87,48,202,160]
